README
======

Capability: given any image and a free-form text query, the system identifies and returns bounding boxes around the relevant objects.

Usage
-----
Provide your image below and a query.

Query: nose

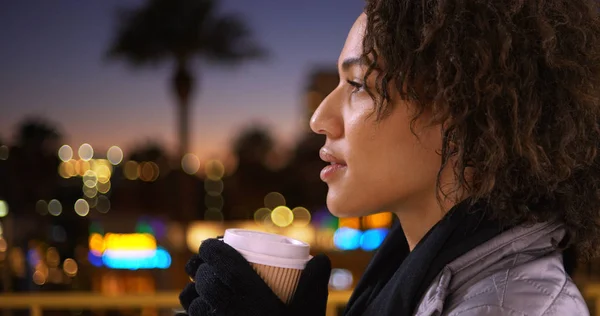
[309,89,343,139]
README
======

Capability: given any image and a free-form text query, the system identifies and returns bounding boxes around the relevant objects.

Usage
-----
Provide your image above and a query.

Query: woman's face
[310,14,444,218]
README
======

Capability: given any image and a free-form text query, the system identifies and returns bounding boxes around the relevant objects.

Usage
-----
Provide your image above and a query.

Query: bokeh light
[96,195,111,214]
[204,179,224,196]
[139,162,159,182]
[52,226,67,243]
[95,164,112,184]
[78,143,94,161]
[48,200,62,216]
[0,200,8,217]
[271,206,293,227]
[87,196,98,208]
[58,161,76,178]
[0,145,8,160]
[32,270,46,285]
[0,237,7,252]
[291,207,311,227]
[63,258,78,277]
[329,269,354,290]
[58,145,73,162]
[204,208,224,222]
[46,248,60,267]
[123,161,139,180]
[205,160,225,180]
[264,192,286,209]
[107,146,124,165]
[339,217,360,230]
[333,227,362,251]
[362,212,393,229]
[360,228,389,251]
[83,170,98,188]
[181,153,200,175]
[254,208,271,226]
[74,159,91,176]
[36,200,48,215]
[83,185,98,198]
[204,194,224,210]
[96,181,111,194]
[74,199,90,217]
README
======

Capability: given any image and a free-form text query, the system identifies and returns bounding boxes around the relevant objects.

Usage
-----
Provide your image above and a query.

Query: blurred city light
[74,199,90,217]
[48,199,62,216]
[96,195,111,213]
[264,192,286,209]
[205,159,225,180]
[339,217,360,230]
[204,208,224,222]
[271,206,293,227]
[291,207,311,227]
[204,179,224,196]
[58,145,73,162]
[139,162,159,182]
[78,143,94,161]
[329,268,354,290]
[36,200,48,215]
[123,161,139,180]
[46,247,60,267]
[181,153,200,174]
[254,208,271,226]
[204,194,224,210]
[333,227,362,251]
[88,233,170,270]
[96,181,111,194]
[0,145,8,160]
[107,146,124,165]
[83,185,98,198]
[360,228,389,251]
[0,200,8,217]
[63,258,78,277]
[83,170,98,188]
[362,212,393,229]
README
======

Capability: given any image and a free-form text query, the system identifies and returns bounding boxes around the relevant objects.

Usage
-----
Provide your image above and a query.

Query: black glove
[178,238,331,316]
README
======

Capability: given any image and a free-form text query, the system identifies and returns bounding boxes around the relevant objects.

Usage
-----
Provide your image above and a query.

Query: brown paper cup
[250,262,303,303]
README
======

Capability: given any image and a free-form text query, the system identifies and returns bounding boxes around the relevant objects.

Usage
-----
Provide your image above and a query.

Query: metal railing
[0,290,353,316]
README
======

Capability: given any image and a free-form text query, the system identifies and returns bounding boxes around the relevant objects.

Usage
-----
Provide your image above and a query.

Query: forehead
[338,13,367,66]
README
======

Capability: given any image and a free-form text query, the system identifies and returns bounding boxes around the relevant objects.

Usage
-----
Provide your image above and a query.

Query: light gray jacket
[414,222,589,315]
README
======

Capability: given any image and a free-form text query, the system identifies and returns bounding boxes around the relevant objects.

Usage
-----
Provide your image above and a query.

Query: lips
[319,148,347,181]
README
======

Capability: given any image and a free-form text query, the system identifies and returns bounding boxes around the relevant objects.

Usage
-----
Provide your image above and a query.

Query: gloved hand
[178,238,331,316]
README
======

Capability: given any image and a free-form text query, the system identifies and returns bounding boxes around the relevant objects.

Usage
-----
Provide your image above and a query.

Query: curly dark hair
[362,0,600,259]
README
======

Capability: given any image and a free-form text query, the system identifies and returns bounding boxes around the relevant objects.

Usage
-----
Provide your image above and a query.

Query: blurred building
[304,69,338,129]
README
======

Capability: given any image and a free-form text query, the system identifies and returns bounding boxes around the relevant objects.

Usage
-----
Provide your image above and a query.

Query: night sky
[0,0,363,159]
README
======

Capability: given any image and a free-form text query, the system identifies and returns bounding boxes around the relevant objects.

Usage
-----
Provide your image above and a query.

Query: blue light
[333,227,362,251]
[100,247,171,270]
[88,252,103,267]
[360,228,389,251]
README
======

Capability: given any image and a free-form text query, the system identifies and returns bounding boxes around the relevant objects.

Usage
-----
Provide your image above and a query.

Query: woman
[179,0,600,315]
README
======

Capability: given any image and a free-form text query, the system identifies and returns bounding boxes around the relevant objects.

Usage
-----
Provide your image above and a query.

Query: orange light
[339,217,360,229]
[362,212,393,229]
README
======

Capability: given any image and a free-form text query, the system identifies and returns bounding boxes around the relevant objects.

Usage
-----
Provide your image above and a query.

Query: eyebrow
[341,57,367,71]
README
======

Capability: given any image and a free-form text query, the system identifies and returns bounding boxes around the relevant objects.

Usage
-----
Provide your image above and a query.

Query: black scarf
[343,199,505,316]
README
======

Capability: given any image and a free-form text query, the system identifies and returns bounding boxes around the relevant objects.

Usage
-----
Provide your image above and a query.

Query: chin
[326,191,366,218]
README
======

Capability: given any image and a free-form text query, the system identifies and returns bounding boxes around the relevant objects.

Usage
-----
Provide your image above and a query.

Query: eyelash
[346,80,364,93]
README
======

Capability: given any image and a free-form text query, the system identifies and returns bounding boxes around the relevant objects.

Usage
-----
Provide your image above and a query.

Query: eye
[346,80,364,93]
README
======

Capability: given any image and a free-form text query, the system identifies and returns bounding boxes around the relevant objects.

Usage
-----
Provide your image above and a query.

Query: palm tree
[107,0,265,161]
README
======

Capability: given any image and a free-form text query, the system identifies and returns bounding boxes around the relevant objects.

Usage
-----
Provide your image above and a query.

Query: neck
[393,194,460,251]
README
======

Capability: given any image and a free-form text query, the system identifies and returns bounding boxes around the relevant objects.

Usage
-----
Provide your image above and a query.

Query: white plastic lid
[223,229,311,270]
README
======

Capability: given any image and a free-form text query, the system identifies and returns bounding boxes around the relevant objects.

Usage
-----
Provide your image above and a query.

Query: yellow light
[46,247,60,267]
[88,233,105,254]
[48,200,62,216]
[292,207,311,227]
[283,226,316,245]
[264,192,286,209]
[0,145,8,161]
[58,145,73,162]
[75,160,91,177]
[186,222,226,253]
[254,208,271,226]
[139,162,159,182]
[0,200,8,217]
[205,160,225,180]
[271,206,293,227]
[107,146,124,165]
[83,185,98,198]
[96,181,111,194]
[204,179,224,196]
[362,212,393,229]
[103,233,157,251]
[63,258,78,277]
[83,170,98,188]
[32,270,46,285]
[58,161,75,178]
[95,164,112,184]
[0,238,7,252]
[78,143,94,161]
[339,217,360,229]
[181,153,200,175]
[74,199,89,217]
[123,161,139,180]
